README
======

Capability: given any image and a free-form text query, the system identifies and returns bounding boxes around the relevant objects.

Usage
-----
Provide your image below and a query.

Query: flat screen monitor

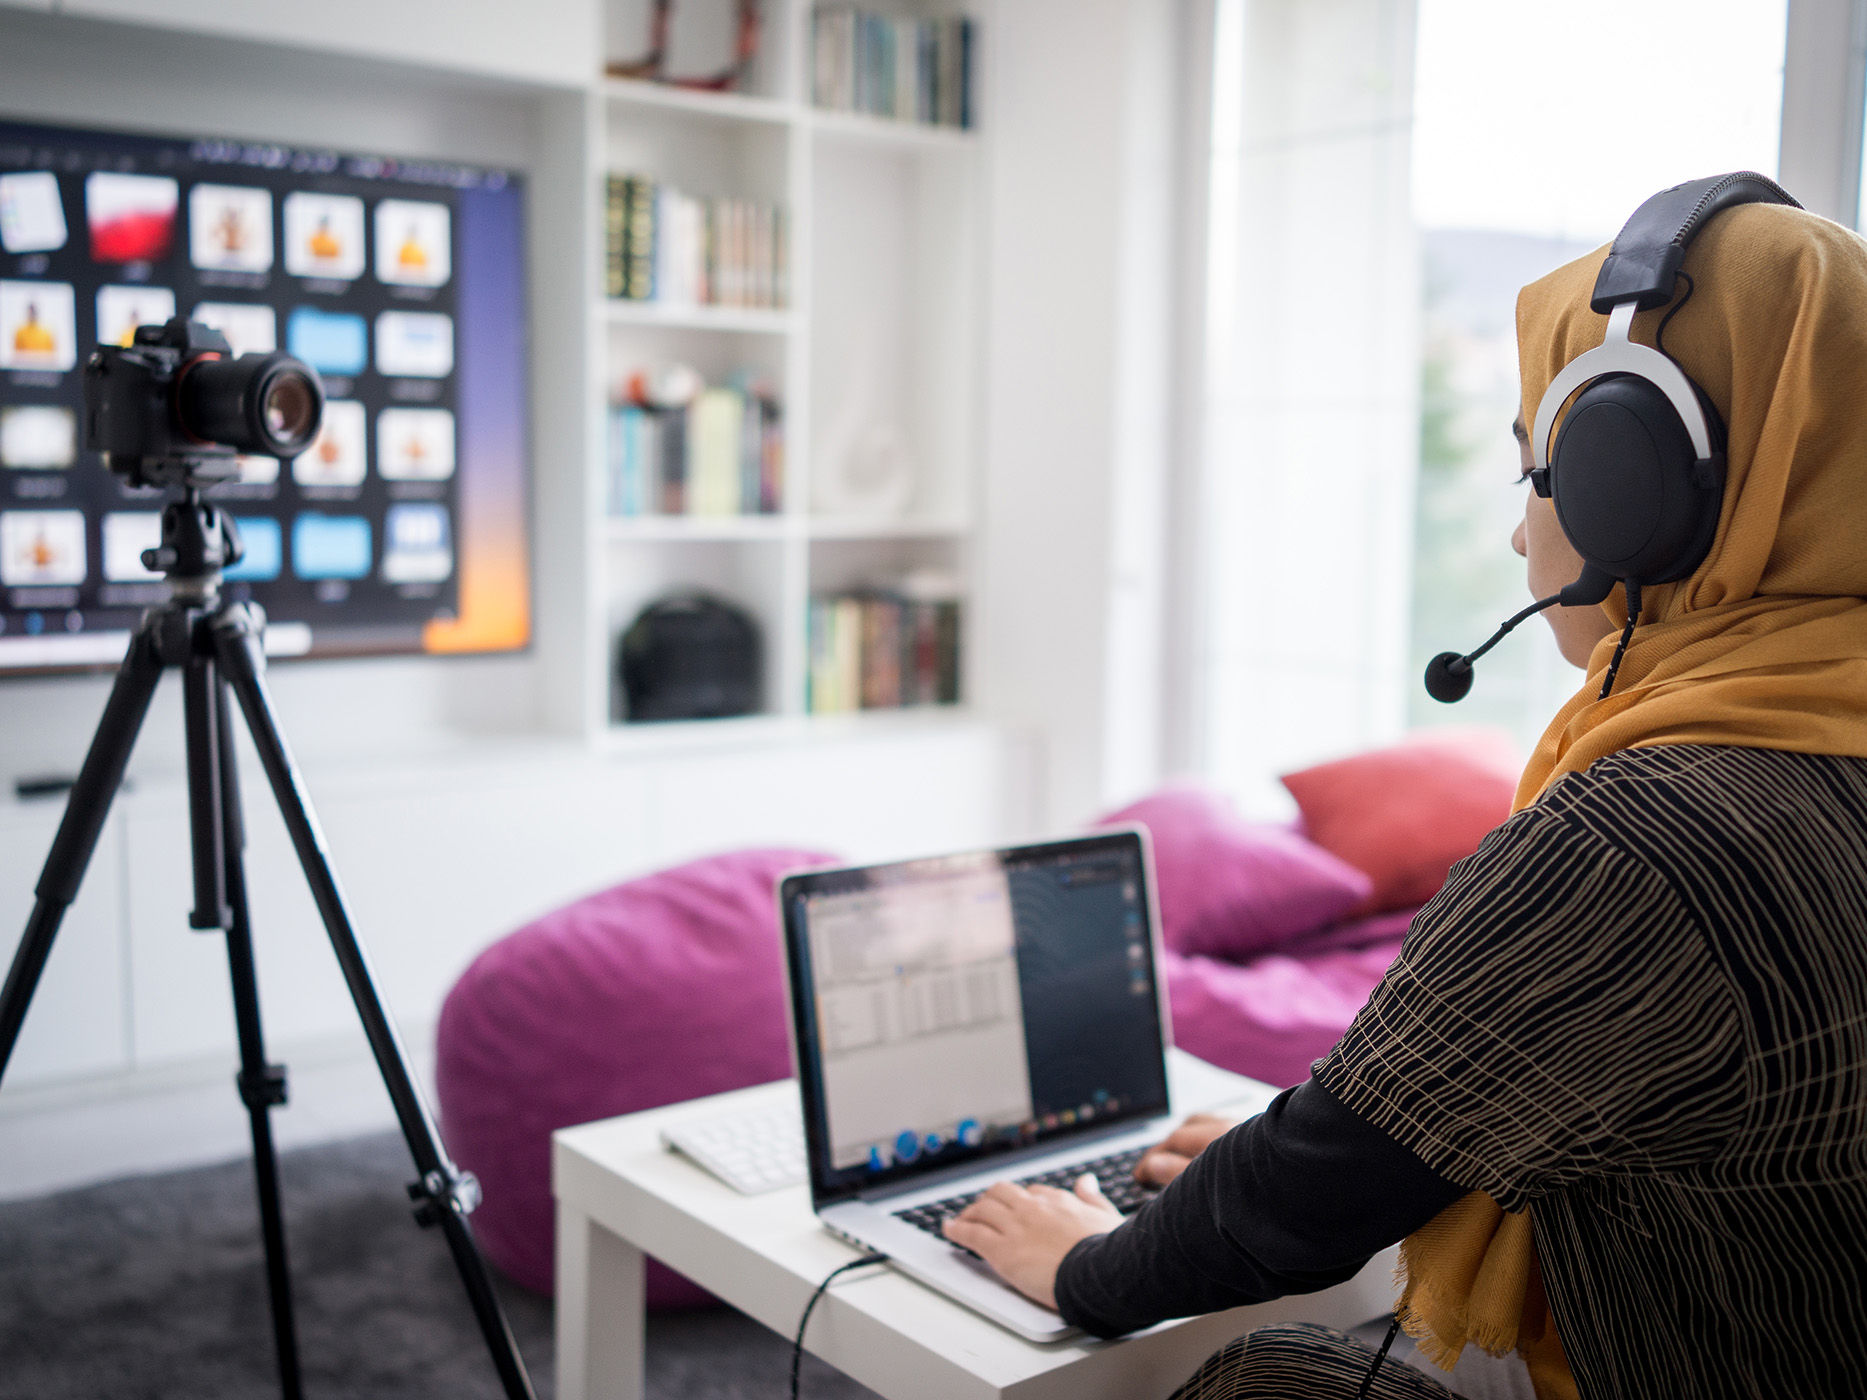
[0,117,530,673]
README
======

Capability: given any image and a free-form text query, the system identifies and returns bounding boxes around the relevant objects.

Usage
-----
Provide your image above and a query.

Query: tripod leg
[1,627,165,1083]
[211,609,538,1400]
[208,666,304,1400]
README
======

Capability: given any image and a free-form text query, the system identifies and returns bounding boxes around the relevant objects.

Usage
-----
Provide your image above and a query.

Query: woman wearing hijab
[942,196,1867,1398]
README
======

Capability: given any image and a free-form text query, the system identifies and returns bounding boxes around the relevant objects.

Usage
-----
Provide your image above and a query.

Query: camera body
[84,318,324,490]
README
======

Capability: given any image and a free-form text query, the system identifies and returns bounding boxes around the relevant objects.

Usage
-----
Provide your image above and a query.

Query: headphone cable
[791,1251,887,1400]
[1598,580,1643,700]
[1353,1315,1403,1399]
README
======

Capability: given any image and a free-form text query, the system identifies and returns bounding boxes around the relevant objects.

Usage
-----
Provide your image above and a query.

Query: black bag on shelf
[618,593,762,722]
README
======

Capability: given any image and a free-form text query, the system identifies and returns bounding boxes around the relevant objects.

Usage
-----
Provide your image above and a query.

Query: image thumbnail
[374,311,453,378]
[293,399,367,488]
[193,302,278,357]
[85,172,179,264]
[0,406,76,470]
[189,184,274,274]
[0,281,78,373]
[283,192,366,281]
[225,517,283,581]
[374,199,451,288]
[382,503,453,583]
[102,512,164,582]
[0,509,87,586]
[286,306,367,376]
[96,284,178,349]
[377,407,456,480]
[292,513,371,580]
[0,172,68,255]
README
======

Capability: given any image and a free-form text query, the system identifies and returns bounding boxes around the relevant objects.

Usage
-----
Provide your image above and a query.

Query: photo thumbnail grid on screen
[0,118,531,672]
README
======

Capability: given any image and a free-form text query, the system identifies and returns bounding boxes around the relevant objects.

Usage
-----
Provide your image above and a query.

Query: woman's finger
[943,1213,994,1247]
[1137,1149,1191,1185]
[1074,1173,1115,1209]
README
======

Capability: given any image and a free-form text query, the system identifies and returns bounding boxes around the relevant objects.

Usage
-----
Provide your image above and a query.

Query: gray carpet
[0,1131,880,1400]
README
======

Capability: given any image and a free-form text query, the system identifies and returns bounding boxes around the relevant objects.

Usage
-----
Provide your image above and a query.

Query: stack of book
[608,382,784,517]
[811,7,975,128]
[808,586,962,713]
[605,174,789,308]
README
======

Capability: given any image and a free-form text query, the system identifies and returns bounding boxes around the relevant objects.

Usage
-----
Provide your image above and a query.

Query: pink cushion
[435,847,837,1304]
[1280,735,1518,914]
[1164,941,1405,1089]
[1097,786,1371,960]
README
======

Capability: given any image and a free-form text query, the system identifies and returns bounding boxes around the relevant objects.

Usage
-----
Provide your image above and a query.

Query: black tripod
[0,486,537,1400]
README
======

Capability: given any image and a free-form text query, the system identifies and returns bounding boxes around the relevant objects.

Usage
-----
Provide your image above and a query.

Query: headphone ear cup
[1548,373,1724,586]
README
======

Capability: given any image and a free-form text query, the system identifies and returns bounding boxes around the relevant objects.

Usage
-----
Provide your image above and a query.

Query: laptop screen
[781,831,1171,1204]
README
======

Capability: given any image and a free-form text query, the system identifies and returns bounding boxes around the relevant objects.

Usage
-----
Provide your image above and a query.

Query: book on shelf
[604,173,788,309]
[608,378,783,518]
[811,7,975,128]
[808,582,961,714]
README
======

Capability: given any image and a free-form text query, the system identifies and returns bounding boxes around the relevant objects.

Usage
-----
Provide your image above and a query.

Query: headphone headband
[1590,171,1799,313]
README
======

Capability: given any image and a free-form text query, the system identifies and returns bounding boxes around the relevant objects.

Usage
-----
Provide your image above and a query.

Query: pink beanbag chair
[435,847,837,1304]
[1164,939,1408,1089]
[1096,786,1372,961]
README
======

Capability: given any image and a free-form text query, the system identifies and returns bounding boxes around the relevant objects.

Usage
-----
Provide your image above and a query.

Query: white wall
[1194,0,1421,815]
[976,0,1184,831]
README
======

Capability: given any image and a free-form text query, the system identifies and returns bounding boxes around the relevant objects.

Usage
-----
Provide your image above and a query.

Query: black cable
[1353,1315,1403,1399]
[1655,271,1696,359]
[1598,579,1642,700]
[791,1252,887,1400]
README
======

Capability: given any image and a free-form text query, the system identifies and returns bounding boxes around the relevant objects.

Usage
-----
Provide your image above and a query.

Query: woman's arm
[949,1076,1465,1337]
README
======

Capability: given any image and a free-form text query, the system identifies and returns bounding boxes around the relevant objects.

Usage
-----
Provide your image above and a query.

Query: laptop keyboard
[892,1145,1161,1243]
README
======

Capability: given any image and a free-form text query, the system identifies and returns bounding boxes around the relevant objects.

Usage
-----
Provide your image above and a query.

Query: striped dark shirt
[1318,743,1867,1398]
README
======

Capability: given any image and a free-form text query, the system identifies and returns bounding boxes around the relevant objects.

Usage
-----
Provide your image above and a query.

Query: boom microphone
[1424,564,1616,703]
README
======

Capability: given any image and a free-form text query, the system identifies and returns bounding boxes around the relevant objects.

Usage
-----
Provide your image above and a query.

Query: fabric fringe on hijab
[1399,202,1867,1400]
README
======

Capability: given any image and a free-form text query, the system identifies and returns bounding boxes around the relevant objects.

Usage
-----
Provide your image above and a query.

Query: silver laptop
[779,829,1227,1341]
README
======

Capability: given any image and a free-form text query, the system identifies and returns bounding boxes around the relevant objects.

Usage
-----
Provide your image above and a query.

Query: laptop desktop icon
[780,829,1228,1341]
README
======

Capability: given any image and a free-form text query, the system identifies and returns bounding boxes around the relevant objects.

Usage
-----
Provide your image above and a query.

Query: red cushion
[1095,786,1371,960]
[1280,736,1517,914]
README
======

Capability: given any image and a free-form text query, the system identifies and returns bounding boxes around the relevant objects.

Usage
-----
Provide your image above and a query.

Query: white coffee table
[553,1049,1398,1400]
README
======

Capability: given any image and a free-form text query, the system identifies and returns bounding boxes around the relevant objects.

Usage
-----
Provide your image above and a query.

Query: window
[1406,0,1788,749]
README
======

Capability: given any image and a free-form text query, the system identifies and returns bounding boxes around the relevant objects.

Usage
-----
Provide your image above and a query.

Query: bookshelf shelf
[598,704,977,754]
[805,517,968,540]
[599,300,799,335]
[605,515,795,543]
[600,77,798,128]
[806,109,977,149]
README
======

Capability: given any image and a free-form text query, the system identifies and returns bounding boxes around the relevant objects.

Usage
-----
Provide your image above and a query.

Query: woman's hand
[941,1175,1124,1310]
[1134,1112,1243,1187]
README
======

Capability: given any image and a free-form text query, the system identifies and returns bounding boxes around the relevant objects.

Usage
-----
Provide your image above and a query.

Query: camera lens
[177,350,324,458]
[261,371,320,445]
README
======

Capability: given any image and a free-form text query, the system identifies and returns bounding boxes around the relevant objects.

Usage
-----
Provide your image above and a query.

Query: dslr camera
[83,318,324,489]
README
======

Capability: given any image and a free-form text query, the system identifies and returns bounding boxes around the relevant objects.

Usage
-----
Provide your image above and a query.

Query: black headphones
[1425,171,1801,704]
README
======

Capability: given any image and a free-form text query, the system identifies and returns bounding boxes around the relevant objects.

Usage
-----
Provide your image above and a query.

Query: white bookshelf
[592,0,982,733]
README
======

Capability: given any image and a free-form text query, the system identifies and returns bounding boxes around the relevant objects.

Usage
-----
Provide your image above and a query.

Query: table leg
[556,1199,646,1400]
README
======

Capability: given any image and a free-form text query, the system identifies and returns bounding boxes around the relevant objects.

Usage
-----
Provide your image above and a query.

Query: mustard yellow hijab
[1516,201,1867,809]
[1398,202,1867,1399]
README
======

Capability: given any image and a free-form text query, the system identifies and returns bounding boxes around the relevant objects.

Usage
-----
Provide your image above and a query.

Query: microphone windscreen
[1424,651,1474,703]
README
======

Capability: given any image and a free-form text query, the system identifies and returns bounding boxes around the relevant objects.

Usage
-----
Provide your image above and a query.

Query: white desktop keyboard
[661,1102,808,1195]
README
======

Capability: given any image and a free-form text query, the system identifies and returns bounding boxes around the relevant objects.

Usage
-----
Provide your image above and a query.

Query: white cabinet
[0,802,128,1087]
